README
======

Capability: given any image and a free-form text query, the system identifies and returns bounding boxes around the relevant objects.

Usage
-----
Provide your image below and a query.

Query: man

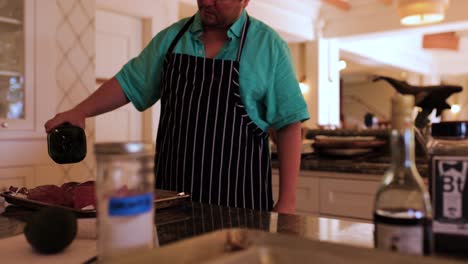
[45,0,309,213]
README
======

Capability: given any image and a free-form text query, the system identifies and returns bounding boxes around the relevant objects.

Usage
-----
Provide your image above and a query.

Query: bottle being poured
[373,94,433,255]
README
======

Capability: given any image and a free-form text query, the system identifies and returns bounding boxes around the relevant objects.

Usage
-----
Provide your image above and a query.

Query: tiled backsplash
[56,0,95,182]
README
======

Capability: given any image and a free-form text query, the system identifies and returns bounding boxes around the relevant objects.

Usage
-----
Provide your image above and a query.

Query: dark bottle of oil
[47,123,87,164]
[429,121,468,256]
[373,94,433,255]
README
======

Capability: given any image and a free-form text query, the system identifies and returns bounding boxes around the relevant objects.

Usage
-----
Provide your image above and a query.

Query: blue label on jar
[108,193,153,217]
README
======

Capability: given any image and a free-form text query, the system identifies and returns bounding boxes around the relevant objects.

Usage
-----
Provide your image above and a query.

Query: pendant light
[398,0,449,26]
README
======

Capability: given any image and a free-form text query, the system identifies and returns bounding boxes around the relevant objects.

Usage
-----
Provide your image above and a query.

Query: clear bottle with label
[95,142,156,261]
[373,94,433,255]
[428,121,468,256]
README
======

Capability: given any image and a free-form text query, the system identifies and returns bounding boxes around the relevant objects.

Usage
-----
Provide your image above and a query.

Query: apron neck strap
[237,14,250,62]
[167,14,251,62]
[167,16,195,55]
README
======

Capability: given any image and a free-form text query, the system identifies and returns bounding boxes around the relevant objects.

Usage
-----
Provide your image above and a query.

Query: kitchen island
[0,202,465,263]
[0,201,373,248]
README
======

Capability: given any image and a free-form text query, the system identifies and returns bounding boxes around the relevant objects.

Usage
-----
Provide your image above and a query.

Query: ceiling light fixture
[338,60,347,71]
[451,104,460,114]
[398,0,449,26]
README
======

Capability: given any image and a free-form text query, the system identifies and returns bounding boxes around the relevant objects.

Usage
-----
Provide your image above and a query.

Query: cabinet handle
[1,122,8,128]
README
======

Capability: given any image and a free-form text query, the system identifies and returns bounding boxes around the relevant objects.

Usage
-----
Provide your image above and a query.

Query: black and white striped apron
[155,16,273,211]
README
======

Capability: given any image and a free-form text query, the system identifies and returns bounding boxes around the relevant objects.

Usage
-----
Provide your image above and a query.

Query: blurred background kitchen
[1,0,467,220]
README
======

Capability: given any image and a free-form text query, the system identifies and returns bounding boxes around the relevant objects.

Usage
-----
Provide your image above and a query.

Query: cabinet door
[95,9,144,142]
[319,178,379,220]
[296,176,319,215]
[0,0,55,138]
[272,170,319,214]
[0,166,34,191]
[0,0,33,130]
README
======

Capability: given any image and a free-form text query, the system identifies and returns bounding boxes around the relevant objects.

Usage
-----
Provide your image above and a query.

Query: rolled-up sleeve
[265,41,309,130]
[115,29,171,111]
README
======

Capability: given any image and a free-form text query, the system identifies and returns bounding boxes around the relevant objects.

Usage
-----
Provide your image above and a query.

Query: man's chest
[202,39,228,59]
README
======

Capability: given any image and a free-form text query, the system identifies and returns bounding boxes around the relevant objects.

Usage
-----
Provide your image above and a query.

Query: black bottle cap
[431,121,468,139]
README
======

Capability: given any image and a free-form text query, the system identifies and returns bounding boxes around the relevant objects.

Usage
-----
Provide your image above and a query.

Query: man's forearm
[275,122,302,213]
[75,77,130,118]
[45,77,131,133]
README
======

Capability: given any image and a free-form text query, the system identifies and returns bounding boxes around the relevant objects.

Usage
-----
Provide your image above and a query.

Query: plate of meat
[1,181,190,218]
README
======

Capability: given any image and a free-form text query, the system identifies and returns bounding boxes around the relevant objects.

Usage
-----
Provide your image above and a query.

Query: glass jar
[428,121,468,256]
[95,142,156,261]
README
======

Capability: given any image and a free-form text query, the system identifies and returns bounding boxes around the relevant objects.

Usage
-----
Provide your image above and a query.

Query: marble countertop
[0,202,373,249]
[290,128,430,177]
[272,154,429,177]
[155,203,374,248]
[301,156,428,176]
[0,201,377,263]
[0,202,466,263]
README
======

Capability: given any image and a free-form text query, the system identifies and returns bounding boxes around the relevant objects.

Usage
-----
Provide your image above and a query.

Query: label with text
[432,156,468,234]
[108,193,153,217]
[376,223,424,255]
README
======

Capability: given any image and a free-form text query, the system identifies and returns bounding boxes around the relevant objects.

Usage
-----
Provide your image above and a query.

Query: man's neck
[200,27,229,59]
[201,27,229,42]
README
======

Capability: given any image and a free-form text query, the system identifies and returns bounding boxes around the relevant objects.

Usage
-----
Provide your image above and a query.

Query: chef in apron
[45,0,309,213]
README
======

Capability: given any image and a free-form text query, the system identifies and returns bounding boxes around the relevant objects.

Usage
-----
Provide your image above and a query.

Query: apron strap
[236,15,250,62]
[167,14,251,62]
[167,16,195,55]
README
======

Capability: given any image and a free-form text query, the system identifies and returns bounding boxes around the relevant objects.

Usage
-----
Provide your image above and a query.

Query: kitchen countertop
[0,201,376,263]
[272,154,429,177]
[0,202,465,263]
[301,155,428,176]
[155,203,374,248]
[0,202,373,248]
[284,128,429,177]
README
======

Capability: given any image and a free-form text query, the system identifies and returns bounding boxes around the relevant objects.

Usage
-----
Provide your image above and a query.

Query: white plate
[315,136,376,142]
[319,148,373,156]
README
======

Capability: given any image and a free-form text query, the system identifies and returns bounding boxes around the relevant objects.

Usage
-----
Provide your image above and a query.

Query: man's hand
[44,109,87,133]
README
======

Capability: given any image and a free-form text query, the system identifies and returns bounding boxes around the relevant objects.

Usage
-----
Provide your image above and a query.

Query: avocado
[24,207,77,254]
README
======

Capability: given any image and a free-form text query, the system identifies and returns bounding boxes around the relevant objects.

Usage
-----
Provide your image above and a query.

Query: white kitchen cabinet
[0,166,34,191]
[272,169,381,220]
[319,177,380,220]
[272,170,319,215]
[0,0,55,139]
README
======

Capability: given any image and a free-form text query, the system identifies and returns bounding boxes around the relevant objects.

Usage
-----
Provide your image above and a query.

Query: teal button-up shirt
[116,10,309,131]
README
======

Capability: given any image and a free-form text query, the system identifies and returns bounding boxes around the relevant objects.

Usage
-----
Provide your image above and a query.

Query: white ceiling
[338,29,468,78]
[323,0,468,77]
[151,0,468,77]
[181,0,468,76]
